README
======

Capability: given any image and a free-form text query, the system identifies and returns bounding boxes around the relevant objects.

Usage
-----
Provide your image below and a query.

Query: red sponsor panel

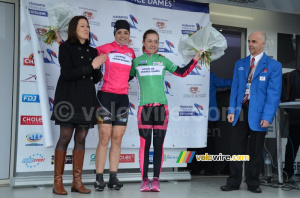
[21,116,43,125]
[119,154,135,163]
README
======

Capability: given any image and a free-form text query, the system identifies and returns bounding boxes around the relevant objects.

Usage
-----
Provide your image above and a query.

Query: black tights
[55,126,89,151]
[139,129,166,178]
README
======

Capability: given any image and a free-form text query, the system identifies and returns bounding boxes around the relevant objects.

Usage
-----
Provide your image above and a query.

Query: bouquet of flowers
[178,23,227,66]
[41,2,76,45]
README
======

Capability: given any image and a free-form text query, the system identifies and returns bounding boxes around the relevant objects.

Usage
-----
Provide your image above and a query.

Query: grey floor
[0,177,299,198]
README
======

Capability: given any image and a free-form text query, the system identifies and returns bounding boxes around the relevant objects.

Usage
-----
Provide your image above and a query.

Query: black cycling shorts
[96,91,129,126]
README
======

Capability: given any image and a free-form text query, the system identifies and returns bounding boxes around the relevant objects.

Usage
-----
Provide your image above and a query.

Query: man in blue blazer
[220,31,282,193]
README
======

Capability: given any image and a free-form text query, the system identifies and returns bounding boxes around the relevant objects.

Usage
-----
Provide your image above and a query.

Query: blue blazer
[228,53,282,131]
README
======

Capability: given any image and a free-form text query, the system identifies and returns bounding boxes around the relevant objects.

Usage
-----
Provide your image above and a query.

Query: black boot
[94,173,106,191]
[108,172,123,190]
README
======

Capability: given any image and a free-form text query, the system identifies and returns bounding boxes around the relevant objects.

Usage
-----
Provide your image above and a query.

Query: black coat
[51,40,101,125]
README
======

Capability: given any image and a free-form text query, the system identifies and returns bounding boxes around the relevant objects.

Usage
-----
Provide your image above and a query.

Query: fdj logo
[22,94,40,103]
[43,49,59,66]
[22,153,45,168]
[164,81,173,96]
[158,40,177,55]
[189,64,205,76]
[129,102,136,116]
[90,32,98,47]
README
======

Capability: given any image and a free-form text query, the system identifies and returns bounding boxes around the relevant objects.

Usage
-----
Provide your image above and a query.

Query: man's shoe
[248,187,262,193]
[220,184,239,191]
[283,174,293,182]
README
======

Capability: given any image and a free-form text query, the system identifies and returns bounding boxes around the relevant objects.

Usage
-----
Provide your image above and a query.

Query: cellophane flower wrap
[178,23,227,66]
[41,2,76,45]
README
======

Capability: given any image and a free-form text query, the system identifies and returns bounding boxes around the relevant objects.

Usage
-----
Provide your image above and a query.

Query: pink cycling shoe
[140,178,150,192]
[150,177,160,192]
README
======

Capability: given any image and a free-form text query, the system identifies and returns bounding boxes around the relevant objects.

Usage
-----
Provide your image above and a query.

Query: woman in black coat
[51,16,107,195]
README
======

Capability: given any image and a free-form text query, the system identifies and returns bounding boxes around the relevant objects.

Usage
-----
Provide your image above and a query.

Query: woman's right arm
[59,44,106,80]
[92,54,108,83]
[54,30,63,45]
[128,58,137,81]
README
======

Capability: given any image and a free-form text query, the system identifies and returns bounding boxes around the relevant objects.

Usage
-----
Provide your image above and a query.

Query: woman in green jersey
[130,29,203,192]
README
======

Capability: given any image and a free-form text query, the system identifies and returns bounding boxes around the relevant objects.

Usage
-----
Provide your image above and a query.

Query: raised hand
[54,30,62,43]
[193,49,204,61]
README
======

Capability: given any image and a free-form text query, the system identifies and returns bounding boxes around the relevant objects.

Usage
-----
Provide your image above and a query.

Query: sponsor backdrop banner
[17,0,210,172]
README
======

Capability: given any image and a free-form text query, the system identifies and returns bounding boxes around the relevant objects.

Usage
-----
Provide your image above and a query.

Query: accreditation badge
[245,83,251,94]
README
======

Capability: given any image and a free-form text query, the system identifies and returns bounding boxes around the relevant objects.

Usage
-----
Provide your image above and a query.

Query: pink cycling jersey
[96,41,135,95]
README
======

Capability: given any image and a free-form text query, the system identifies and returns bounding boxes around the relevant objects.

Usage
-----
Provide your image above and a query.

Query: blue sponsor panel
[179,104,205,116]
[181,30,196,35]
[28,9,48,17]
[158,48,168,53]
[179,111,197,116]
[149,151,154,164]
[117,0,209,13]
[28,2,48,17]
[22,94,40,103]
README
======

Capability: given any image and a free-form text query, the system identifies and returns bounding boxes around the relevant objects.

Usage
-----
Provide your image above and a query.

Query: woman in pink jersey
[94,20,135,191]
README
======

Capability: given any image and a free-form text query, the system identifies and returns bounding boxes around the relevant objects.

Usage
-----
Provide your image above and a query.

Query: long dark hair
[66,16,91,45]
[142,29,159,52]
